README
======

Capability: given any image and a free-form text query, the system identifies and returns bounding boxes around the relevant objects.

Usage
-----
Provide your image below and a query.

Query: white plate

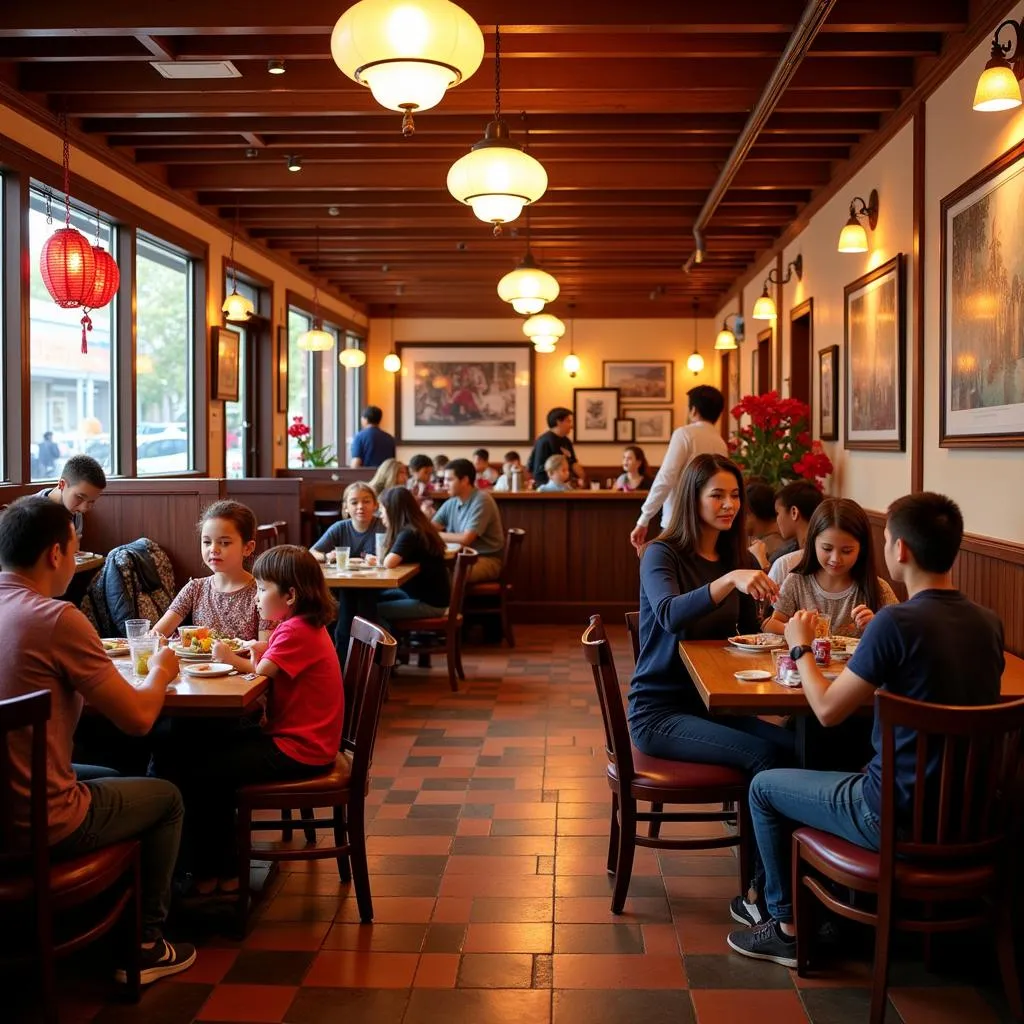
[102,638,129,657]
[169,643,212,660]
[181,662,233,678]
[728,634,785,652]
[734,669,772,682]
[445,542,462,553]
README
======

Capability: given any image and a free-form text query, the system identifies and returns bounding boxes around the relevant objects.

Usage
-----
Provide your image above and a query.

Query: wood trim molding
[774,252,784,391]
[911,104,926,491]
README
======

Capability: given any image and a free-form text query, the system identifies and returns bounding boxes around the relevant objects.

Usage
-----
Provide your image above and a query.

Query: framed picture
[276,325,289,413]
[843,253,906,451]
[602,360,673,403]
[941,138,1024,446]
[615,417,635,443]
[818,345,839,441]
[622,405,674,443]
[573,387,620,443]
[211,326,240,402]
[395,342,534,444]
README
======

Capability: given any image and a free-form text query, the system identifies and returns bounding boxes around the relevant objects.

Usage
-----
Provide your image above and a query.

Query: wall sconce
[974,20,1024,111]
[751,255,803,320]
[837,190,879,253]
[714,313,744,351]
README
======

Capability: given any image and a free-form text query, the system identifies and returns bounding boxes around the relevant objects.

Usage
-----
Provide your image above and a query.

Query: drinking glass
[813,613,832,639]
[375,533,387,563]
[124,618,151,639]
[590,481,601,491]
[335,546,350,571]
[129,634,160,678]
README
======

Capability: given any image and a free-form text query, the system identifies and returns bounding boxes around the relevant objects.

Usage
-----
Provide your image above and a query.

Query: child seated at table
[432,454,449,486]
[767,481,824,586]
[407,454,437,515]
[764,498,897,638]
[167,545,344,896]
[613,445,654,492]
[537,454,572,492]
[369,458,408,497]
[472,448,499,487]
[153,500,270,642]
[311,482,384,562]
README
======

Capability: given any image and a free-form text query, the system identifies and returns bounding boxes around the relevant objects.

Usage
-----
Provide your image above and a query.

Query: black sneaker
[114,938,197,985]
[729,894,767,927]
[726,919,797,969]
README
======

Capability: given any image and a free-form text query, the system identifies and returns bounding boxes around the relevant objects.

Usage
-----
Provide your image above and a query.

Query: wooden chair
[624,611,640,662]
[465,528,526,647]
[793,690,1024,1024]
[387,549,478,692]
[581,615,750,913]
[235,617,397,935]
[313,509,341,539]
[271,520,288,544]
[0,691,142,1020]
[255,523,278,553]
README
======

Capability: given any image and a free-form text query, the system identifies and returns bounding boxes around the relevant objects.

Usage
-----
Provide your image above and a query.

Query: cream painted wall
[1,100,368,476]
[364,316,719,469]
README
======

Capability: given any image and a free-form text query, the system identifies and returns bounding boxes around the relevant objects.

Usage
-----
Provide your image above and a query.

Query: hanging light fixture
[496,188,559,314]
[837,190,879,254]
[223,208,255,322]
[751,255,803,320]
[383,304,402,372]
[562,307,580,377]
[447,27,548,235]
[340,344,367,368]
[974,20,1024,112]
[686,300,705,376]
[297,227,335,352]
[523,312,564,351]
[715,313,743,351]
[331,0,484,136]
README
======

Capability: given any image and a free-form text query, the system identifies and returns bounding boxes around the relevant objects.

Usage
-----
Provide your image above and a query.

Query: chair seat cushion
[794,827,997,892]
[607,747,747,795]
[239,752,353,797]
[0,840,138,904]
[467,583,502,595]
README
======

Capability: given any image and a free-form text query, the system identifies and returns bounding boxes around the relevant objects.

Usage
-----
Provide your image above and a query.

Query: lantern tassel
[80,311,92,354]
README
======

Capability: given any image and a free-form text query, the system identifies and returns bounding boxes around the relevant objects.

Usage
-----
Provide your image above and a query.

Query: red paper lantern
[40,227,97,308]
[86,246,120,309]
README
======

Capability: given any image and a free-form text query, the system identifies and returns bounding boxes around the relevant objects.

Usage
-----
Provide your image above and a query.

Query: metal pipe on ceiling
[682,0,838,274]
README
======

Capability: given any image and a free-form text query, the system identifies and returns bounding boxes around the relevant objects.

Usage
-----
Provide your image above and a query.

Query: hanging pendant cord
[494,26,501,121]
[60,112,71,228]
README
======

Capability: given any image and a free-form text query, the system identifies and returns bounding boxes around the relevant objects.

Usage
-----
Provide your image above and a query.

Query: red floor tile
[691,989,809,1023]
[413,952,461,988]
[463,923,554,953]
[552,953,688,989]
[196,983,298,1022]
[304,950,420,987]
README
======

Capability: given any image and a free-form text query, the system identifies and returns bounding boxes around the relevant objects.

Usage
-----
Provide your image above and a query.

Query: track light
[267,59,286,75]
[286,155,303,172]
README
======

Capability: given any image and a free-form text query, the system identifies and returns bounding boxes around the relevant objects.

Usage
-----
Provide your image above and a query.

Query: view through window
[223,278,259,479]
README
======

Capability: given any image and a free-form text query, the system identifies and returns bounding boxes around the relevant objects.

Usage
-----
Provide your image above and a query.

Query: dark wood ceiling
[0,2,1009,317]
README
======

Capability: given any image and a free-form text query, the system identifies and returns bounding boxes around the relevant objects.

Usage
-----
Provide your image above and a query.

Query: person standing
[349,405,396,468]
[38,431,61,476]
[527,407,585,487]
[629,386,728,554]
[432,458,505,583]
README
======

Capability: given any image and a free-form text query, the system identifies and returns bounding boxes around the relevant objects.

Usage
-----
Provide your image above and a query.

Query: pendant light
[331,0,484,136]
[383,304,401,372]
[562,305,580,377]
[223,208,255,322]
[496,200,559,314]
[340,344,367,368]
[686,300,705,376]
[79,207,121,355]
[447,27,548,235]
[297,227,335,352]
[523,312,564,352]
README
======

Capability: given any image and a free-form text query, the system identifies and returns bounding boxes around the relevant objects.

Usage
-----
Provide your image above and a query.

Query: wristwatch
[789,644,813,662]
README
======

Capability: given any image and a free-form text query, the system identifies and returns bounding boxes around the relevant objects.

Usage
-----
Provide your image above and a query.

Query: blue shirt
[350,425,396,468]
[432,487,504,560]
[848,589,1003,818]
[311,518,384,559]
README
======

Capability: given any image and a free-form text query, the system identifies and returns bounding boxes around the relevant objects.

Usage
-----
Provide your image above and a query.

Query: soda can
[812,638,832,666]
[775,654,796,681]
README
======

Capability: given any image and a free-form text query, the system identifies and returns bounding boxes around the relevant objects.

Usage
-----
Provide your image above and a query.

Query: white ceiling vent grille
[150,61,241,80]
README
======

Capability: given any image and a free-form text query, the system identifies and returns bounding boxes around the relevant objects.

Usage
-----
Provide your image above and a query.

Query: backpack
[80,538,177,637]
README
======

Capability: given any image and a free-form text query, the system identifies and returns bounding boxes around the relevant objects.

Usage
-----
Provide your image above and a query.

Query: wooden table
[679,640,1024,716]
[74,552,105,574]
[321,564,419,589]
[113,657,268,717]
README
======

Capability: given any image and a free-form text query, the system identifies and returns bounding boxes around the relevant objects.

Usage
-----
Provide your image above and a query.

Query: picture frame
[622,405,674,443]
[602,360,673,403]
[843,253,906,451]
[394,342,535,444]
[940,137,1024,446]
[276,324,289,413]
[614,417,635,443]
[573,387,620,443]
[818,345,839,441]
[211,326,240,403]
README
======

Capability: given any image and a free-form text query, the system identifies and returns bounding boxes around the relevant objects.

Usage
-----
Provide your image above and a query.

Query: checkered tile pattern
[15,626,1016,1023]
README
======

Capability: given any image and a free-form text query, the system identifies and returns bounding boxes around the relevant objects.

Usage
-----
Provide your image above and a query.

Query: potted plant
[286,415,336,467]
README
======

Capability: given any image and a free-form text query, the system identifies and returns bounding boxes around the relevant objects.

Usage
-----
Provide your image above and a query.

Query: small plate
[728,634,785,652]
[181,662,233,677]
[169,643,212,660]
[102,638,129,657]
[734,669,772,682]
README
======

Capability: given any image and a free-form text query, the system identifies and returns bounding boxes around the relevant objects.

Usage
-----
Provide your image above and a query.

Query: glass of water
[375,533,387,564]
[124,618,151,639]
[335,546,350,571]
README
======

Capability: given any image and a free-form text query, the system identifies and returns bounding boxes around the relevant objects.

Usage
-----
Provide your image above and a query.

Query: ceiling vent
[150,61,241,80]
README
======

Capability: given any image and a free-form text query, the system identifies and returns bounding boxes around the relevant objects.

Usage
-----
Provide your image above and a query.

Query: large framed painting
[602,360,673,403]
[622,405,674,443]
[573,387,619,443]
[394,342,535,444]
[941,139,1024,446]
[843,254,906,451]
[818,345,839,441]
[211,326,240,402]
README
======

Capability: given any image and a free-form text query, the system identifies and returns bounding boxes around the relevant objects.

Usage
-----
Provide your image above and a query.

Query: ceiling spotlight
[285,155,302,172]
[244,147,259,159]
[267,59,286,75]
[328,206,340,216]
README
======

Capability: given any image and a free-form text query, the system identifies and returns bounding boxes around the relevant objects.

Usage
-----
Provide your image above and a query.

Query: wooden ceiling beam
[232,208,799,225]
[259,229,777,245]
[133,34,176,61]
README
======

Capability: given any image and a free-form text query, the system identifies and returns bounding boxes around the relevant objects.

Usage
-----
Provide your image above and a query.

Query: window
[136,234,193,474]
[288,307,343,467]
[287,307,313,467]
[318,324,339,460]
[344,332,366,459]
[224,277,259,479]
[28,187,116,480]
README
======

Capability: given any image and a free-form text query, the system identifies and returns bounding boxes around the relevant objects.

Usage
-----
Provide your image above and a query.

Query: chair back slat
[448,549,478,625]
[344,617,397,795]
[581,615,635,780]
[911,732,927,843]
[271,520,288,545]
[255,524,279,553]
[624,612,640,664]
[935,736,957,845]
[499,528,526,586]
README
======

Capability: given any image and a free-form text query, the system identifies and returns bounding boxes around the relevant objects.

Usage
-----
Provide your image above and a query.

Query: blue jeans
[375,588,448,628]
[750,769,881,922]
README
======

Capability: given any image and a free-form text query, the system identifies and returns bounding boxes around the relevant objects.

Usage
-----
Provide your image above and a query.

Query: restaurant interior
[3,1,1024,1022]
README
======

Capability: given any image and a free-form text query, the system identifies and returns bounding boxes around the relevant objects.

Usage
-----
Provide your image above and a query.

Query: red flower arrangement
[729,391,832,489]
[286,415,336,467]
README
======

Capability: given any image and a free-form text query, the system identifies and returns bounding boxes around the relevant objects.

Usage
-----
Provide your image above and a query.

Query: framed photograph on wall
[395,342,535,444]
[211,326,240,402]
[622,406,674,443]
[615,417,635,443]
[941,138,1024,446]
[276,325,289,413]
[573,387,619,443]
[818,345,839,441]
[843,253,906,451]
[602,360,673,403]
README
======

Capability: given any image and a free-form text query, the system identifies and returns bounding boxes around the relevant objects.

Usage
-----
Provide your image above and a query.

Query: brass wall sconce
[751,255,803,320]
[837,190,879,254]
[974,19,1024,112]
[715,313,744,351]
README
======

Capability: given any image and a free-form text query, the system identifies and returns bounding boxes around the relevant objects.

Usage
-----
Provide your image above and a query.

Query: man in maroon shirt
[0,497,195,984]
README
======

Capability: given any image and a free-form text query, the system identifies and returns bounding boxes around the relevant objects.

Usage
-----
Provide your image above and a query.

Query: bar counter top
[490,489,647,500]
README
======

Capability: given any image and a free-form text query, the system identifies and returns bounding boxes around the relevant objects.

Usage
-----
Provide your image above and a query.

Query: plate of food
[102,638,129,657]
[170,630,244,659]
[728,634,786,652]
[181,662,233,678]
[828,636,860,660]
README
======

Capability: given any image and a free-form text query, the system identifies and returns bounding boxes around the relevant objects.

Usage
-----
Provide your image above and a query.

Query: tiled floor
[13,625,1018,1023]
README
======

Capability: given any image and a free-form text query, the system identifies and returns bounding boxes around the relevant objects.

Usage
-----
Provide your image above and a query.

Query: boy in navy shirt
[727,492,1004,968]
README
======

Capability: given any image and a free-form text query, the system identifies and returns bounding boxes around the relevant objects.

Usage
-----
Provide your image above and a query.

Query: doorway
[757,328,773,394]
[789,299,813,408]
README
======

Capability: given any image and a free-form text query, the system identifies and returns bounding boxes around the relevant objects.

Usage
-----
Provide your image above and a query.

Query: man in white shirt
[629,386,729,553]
